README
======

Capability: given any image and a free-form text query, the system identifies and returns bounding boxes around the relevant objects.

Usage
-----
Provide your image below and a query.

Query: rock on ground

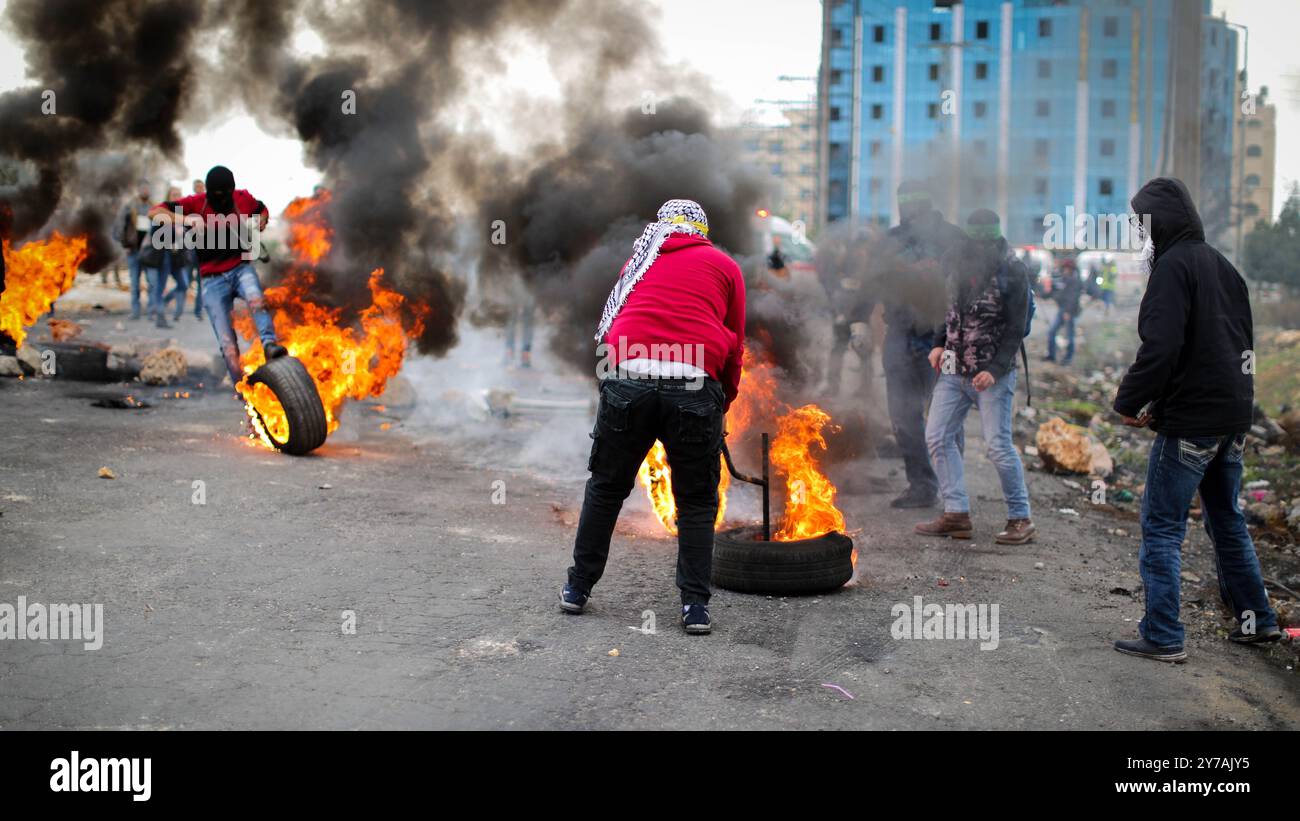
[1036,416,1112,476]
[138,348,188,385]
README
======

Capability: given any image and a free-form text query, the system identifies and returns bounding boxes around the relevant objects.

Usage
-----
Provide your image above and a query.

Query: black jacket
[884,210,967,344]
[933,238,1030,380]
[1113,177,1253,437]
[1051,270,1083,315]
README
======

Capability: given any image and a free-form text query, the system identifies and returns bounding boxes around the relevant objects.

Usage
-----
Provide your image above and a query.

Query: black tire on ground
[246,355,328,456]
[44,342,109,382]
[711,525,854,596]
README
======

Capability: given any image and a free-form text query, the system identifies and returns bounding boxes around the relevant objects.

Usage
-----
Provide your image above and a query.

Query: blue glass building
[818,0,1240,247]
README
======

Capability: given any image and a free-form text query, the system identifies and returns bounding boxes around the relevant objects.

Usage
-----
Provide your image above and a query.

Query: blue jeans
[163,252,190,319]
[127,250,143,318]
[1138,433,1278,648]
[505,302,536,355]
[925,370,1030,520]
[200,262,278,385]
[1046,309,1075,361]
[190,252,203,318]
[144,252,168,319]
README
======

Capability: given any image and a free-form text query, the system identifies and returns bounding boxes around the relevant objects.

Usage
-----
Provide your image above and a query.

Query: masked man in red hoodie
[148,165,287,390]
[559,199,746,635]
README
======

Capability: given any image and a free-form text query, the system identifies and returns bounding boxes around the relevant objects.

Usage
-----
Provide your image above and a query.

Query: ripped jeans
[200,262,278,385]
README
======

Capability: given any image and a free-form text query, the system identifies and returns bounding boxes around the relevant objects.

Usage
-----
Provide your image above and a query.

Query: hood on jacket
[1130,177,1204,259]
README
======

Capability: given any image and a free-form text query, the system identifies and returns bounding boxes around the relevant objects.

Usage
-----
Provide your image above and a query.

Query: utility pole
[1219,19,1249,263]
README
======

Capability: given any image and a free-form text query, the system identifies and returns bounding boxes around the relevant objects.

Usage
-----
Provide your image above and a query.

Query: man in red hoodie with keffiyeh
[559,199,746,635]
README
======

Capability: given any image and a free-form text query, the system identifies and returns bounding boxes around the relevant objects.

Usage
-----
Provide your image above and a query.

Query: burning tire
[245,356,328,456]
[711,525,854,596]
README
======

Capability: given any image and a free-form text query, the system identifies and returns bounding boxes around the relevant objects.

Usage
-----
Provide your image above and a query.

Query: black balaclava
[897,180,933,225]
[205,166,236,213]
[963,208,1005,287]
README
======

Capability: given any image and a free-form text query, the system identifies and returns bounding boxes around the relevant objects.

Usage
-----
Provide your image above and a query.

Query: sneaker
[914,511,973,539]
[155,317,171,329]
[558,583,588,614]
[1228,626,1283,645]
[264,342,289,360]
[995,518,1036,544]
[682,604,711,635]
[1113,637,1188,663]
[890,487,938,509]
[1041,354,1056,363]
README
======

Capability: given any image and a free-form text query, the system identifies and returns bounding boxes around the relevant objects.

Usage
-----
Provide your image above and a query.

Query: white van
[754,211,816,280]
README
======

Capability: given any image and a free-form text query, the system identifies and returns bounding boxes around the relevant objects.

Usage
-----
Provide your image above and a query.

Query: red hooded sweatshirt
[159,189,269,276]
[603,234,746,408]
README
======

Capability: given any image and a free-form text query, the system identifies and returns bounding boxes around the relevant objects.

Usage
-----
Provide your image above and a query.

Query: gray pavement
[0,301,1296,730]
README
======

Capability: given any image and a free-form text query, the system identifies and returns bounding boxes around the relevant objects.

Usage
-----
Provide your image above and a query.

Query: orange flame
[771,405,845,541]
[282,190,332,265]
[233,189,429,448]
[636,349,846,542]
[0,233,89,348]
[638,441,729,535]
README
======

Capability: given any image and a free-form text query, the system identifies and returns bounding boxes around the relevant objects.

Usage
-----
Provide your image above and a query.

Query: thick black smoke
[478,98,767,372]
[0,0,203,269]
[3,0,775,366]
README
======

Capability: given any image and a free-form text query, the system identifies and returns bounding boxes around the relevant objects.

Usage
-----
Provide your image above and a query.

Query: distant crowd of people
[112,178,209,328]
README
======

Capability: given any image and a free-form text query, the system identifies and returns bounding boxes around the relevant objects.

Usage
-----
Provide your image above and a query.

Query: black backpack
[994,258,1035,405]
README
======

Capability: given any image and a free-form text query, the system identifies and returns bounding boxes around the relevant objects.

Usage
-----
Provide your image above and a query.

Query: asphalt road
[0,308,1296,730]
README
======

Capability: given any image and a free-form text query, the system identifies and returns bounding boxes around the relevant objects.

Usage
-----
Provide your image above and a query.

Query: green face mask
[965,223,1002,241]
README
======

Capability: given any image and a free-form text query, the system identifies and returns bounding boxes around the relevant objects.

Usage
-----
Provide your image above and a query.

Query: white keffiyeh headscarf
[594,198,710,341]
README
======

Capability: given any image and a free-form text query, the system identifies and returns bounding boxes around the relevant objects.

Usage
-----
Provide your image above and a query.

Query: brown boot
[914,512,973,539]
[995,518,1035,545]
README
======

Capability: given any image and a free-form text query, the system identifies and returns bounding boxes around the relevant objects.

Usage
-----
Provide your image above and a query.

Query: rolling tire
[246,355,328,456]
[711,525,854,596]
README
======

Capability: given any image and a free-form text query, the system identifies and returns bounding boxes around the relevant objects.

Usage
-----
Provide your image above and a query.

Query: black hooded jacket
[1113,177,1253,436]
[885,209,967,344]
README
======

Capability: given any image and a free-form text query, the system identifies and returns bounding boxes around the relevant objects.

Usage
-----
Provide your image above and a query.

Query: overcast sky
[0,0,1293,217]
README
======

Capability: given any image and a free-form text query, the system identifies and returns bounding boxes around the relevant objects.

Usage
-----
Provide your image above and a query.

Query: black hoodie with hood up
[1113,177,1253,437]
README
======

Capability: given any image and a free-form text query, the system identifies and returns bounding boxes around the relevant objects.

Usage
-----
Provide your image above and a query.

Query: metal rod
[719,436,772,542]
[720,440,762,485]
[761,433,771,542]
